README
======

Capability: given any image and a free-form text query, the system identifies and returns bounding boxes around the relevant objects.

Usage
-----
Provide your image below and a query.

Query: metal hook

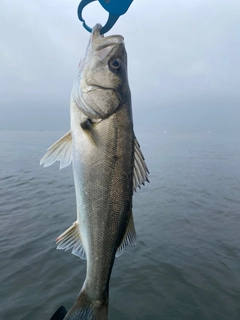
[77,0,133,34]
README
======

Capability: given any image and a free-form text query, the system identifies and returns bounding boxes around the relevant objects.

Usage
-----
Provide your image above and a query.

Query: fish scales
[72,105,133,299]
[40,23,149,320]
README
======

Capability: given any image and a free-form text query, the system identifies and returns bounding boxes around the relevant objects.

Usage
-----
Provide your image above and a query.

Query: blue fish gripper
[77,0,133,34]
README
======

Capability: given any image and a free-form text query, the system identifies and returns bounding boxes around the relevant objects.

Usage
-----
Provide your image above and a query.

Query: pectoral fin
[133,136,149,192]
[116,212,136,257]
[80,115,98,146]
[56,221,86,260]
[40,131,72,169]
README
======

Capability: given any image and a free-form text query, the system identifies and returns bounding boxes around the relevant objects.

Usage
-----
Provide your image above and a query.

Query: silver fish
[41,24,149,320]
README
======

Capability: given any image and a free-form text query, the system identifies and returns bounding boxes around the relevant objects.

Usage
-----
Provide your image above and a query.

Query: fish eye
[110,59,121,70]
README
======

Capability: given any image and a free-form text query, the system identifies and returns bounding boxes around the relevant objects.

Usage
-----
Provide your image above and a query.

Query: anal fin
[116,212,136,257]
[56,221,86,260]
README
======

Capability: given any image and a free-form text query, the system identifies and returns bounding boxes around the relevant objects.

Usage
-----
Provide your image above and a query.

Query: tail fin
[64,290,108,320]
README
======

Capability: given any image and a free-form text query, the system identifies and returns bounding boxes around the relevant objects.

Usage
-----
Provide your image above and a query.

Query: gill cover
[71,24,129,119]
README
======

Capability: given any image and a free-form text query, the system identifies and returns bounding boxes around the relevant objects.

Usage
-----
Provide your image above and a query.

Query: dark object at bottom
[50,306,68,320]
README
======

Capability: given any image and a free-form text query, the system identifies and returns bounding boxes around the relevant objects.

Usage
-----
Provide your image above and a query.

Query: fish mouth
[90,23,124,52]
[91,23,104,39]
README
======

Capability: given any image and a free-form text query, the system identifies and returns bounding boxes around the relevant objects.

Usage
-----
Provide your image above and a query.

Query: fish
[40,23,149,320]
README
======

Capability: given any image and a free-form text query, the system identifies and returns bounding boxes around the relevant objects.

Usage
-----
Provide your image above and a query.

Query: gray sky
[1,0,240,132]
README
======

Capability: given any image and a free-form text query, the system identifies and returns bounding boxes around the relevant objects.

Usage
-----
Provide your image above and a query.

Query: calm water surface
[0,130,240,320]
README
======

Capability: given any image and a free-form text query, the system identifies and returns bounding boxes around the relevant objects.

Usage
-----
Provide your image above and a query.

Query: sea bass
[41,24,149,320]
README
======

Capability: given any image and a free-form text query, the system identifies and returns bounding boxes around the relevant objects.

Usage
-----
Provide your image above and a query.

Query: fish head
[85,24,128,90]
[72,24,131,119]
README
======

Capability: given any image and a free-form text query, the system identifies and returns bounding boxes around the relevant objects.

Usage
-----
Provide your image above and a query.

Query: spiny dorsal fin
[133,136,149,192]
[56,221,86,260]
[40,131,72,169]
[116,212,136,257]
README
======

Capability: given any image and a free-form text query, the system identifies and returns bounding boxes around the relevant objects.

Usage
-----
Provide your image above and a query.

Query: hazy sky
[1,0,240,132]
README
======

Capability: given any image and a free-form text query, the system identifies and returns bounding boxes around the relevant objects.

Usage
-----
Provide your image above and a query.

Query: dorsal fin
[116,212,136,257]
[133,136,149,192]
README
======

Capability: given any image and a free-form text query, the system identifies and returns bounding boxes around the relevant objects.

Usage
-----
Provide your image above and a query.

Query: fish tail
[64,290,108,320]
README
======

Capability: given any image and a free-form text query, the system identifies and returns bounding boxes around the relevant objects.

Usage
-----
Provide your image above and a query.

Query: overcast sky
[1,0,240,132]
